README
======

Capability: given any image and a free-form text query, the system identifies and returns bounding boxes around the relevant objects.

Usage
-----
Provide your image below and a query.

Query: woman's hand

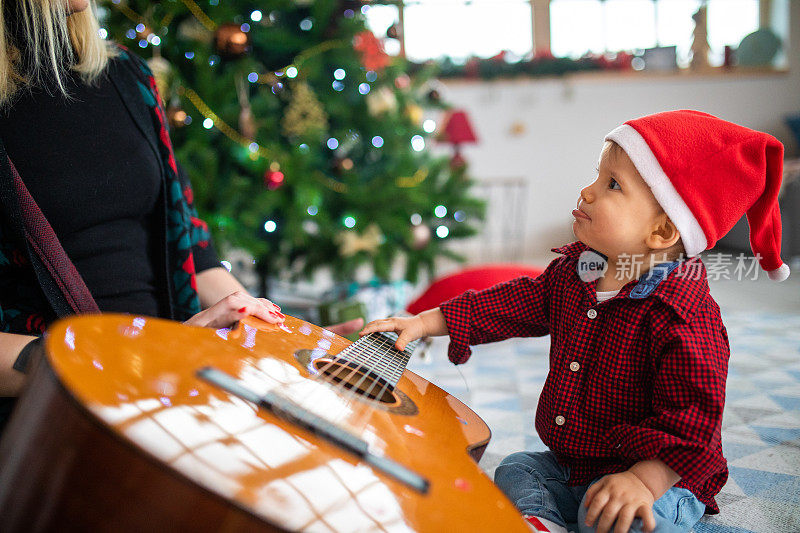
[183,290,285,329]
[583,471,657,533]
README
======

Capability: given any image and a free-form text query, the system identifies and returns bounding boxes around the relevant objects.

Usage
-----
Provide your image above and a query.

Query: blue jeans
[494,451,706,533]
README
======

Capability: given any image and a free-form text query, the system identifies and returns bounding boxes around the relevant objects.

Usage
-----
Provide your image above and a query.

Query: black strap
[0,139,99,317]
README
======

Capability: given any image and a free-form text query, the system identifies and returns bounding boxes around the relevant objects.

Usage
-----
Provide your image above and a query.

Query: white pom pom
[767,263,790,282]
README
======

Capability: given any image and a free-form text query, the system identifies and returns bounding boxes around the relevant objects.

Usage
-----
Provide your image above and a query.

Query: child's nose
[580,185,594,203]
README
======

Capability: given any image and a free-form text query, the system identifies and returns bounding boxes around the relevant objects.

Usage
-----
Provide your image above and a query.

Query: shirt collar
[551,241,708,322]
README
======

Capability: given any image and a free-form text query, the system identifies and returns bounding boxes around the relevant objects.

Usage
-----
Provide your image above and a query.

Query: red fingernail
[274,304,281,311]
[238,307,247,313]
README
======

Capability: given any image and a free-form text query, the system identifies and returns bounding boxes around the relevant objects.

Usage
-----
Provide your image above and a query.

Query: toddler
[360,110,789,532]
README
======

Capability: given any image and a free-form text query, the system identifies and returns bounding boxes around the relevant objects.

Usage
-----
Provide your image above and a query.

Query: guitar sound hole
[313,359,398,404]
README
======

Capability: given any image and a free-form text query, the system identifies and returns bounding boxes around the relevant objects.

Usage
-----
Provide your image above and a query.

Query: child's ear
[647,214,681,250]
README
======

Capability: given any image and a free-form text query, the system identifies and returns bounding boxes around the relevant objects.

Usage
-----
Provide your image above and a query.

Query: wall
[435,2,800,268]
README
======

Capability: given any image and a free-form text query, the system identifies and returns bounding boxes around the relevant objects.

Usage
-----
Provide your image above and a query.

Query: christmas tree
[101,0,484,288]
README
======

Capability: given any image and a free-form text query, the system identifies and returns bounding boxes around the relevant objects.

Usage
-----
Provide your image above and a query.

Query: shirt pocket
[586,328,653,424]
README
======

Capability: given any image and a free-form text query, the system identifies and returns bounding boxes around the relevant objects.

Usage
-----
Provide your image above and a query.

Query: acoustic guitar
[0,313,530,532]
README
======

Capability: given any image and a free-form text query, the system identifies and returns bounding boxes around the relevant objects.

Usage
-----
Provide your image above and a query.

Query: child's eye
[609,178,621,190]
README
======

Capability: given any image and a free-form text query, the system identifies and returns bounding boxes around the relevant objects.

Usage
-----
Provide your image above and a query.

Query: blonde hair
[0,0,116,106]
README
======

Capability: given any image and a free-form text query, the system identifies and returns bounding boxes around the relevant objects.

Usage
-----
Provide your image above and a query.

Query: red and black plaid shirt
[440,241,729,513]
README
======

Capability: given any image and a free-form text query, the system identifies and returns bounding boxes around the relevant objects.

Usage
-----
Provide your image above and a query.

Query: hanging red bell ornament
[214,22,251,60]
[438,109,479,171]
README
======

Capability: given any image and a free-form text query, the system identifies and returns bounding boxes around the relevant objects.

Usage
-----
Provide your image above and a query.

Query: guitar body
[0,314,528,532]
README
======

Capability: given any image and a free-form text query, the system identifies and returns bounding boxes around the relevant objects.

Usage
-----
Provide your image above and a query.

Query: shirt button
[587,309,597,319]
[555,415,565,426]
[569,361,580,372]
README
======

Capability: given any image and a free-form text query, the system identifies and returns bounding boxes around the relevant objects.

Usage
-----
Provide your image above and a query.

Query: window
[365,0,534,62]
[550,0,760,67]
[365,0,780,70]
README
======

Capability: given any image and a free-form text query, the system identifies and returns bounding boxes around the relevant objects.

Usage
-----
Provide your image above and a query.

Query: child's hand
[359,316,428,351]
[583,471,656,533]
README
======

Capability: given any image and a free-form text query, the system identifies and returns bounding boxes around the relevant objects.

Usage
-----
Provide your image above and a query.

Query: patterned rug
[406,310,800,533]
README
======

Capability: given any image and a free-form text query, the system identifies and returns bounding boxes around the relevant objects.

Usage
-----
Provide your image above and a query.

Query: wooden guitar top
[43,314,529,532]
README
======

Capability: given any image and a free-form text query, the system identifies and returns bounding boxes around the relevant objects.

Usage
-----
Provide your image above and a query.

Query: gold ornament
[366,86,397,116]
[281,82,329,138]
[167,106,187,128]
[337,224,383,257]
[509,121,526,137]
[405,104,423,125]
[136,24,154,41]
[214,22,250,59]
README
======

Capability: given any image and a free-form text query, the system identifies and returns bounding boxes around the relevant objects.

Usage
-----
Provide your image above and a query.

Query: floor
[406,251,800,533]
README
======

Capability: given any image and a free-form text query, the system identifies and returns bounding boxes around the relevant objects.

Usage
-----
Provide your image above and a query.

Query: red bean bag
[406,264,544,315]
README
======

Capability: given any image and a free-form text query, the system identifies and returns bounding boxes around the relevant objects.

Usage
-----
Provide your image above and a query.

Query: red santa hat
[605,110,789,282]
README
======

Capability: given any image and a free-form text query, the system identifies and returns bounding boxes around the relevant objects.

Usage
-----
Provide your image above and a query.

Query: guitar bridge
[197,366,430,494]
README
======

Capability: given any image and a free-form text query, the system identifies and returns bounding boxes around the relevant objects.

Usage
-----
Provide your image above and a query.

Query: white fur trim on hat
[767,263,790,282]
[605,124,708,257]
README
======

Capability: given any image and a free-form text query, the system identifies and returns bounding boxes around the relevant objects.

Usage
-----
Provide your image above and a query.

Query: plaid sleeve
[439,258,560,364]
[605,299,729,487]
[176,163,221,273]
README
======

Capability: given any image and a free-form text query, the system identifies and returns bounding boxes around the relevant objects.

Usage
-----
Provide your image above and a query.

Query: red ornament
[464,57,480,79]
[264,169,285,190]
[353,31,392,72]
[611,51,634,70]
[394,74,410,90]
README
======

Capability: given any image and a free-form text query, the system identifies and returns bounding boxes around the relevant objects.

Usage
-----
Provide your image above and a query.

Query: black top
[0,69,166,317]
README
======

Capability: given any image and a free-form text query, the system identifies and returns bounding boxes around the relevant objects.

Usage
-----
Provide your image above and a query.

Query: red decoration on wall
[439,110,478,169]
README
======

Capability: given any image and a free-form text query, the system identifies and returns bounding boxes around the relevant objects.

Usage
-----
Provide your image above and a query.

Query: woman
[0,0,360,429]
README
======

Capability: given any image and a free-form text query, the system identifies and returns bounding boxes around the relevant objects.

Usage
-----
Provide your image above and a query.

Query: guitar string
[328,334,401,430]
[288,331,413,430]
[240,325,415,433]
[286,332,400,426]
[325,333,392,424]
[342,334,416,432]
